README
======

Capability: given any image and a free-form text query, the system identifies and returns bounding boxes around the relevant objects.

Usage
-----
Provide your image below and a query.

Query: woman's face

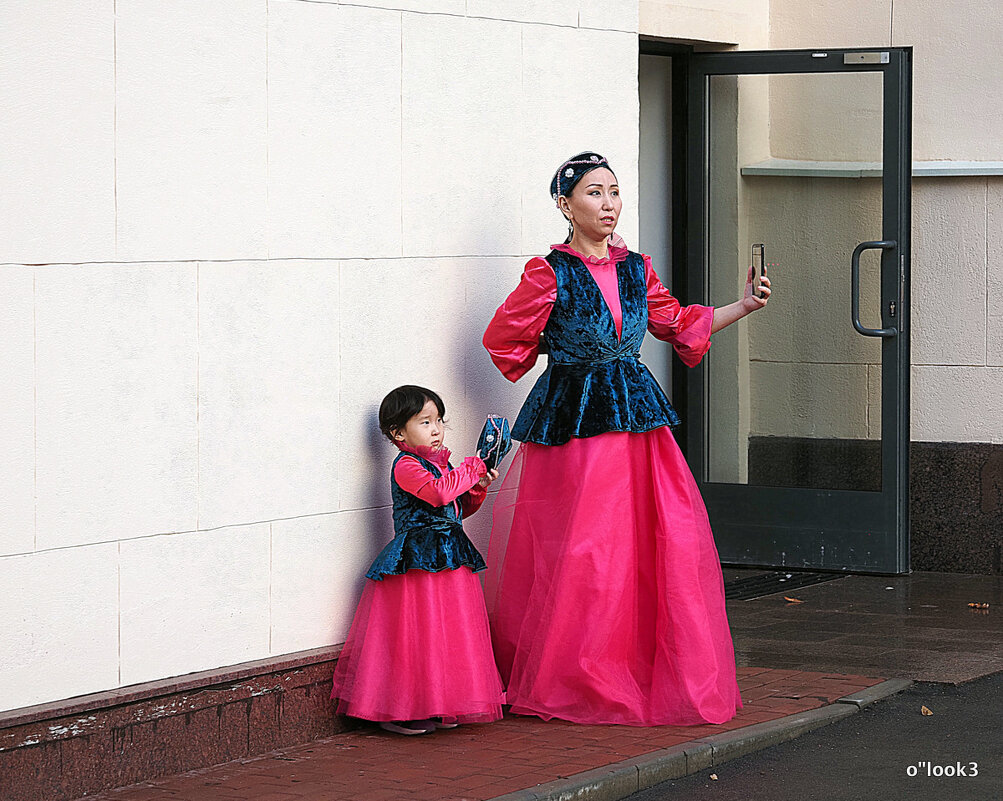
[560,167,621,242]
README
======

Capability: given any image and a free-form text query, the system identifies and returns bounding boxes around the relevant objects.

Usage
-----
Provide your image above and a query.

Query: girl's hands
[478,468,500,488]
[742,264,771,312]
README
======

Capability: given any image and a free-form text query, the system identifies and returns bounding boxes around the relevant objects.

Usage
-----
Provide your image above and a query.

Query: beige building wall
[640,0,768,47]
[0,0,641,713]
[640,0,1003,477]
[769,0,1003,445]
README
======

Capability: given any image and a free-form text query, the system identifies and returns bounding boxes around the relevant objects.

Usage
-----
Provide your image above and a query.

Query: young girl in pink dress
[331,385,504,734]
[483,153,771,726]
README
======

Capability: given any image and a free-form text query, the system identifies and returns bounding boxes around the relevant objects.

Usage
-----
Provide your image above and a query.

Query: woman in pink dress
[483,152,771,726]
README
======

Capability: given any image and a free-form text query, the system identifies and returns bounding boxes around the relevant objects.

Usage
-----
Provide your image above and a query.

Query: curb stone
[489,679,914,801]
[837,677,914,708]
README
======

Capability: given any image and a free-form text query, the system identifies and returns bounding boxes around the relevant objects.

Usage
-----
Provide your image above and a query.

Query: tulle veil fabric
[485,429,742,727]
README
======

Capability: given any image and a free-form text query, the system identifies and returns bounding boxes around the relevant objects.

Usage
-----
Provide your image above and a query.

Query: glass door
[685,49,911,574]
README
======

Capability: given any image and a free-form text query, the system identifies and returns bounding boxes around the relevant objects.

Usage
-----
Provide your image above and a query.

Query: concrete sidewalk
[78,669,905,801]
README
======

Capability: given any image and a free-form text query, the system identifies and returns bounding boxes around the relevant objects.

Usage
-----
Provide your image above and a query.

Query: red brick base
[0,647,353,801]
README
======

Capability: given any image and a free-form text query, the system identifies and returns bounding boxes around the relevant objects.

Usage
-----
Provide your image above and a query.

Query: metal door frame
[642,44,911,574]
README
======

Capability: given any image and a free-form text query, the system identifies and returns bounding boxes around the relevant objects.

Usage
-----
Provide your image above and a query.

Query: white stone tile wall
[267,2,403,260]
[0,1,116,265]
[520,25,641,253]
[580,0,640,32]
[338,256,472,510]
[0,1,645,713]
[115,0,269,261]
[119,525,271,686]
[401,14,524,256]
[197,260,340,529]
[34,263,199,551]
[270,508,393,654]
[465,0,580,27]
[342,0,465,14]
[0,268,35,557]
[0,544,120,710]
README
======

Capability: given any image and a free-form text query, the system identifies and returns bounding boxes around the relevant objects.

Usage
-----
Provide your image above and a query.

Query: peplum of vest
[365,452,487,580]
[511,249,682,446]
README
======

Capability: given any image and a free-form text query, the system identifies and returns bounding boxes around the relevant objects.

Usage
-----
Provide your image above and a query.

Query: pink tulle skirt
[485,428,742,726]
[331,566,505,723]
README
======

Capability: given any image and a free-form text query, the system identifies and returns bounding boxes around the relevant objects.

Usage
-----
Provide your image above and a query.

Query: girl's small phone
[752,243,766,298]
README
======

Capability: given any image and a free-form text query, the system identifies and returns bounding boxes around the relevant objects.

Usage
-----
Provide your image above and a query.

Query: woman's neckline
[550,241,628,265]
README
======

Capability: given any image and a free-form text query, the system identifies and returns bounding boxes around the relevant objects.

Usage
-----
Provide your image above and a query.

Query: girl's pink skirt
[485,427,742,727]
[331,566,505,723]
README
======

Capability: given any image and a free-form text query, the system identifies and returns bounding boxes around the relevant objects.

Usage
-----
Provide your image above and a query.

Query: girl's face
[393,398,445,451]
[559,167,621,243]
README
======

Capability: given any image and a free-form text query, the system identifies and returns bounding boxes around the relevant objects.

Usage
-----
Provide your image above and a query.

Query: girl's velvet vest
[511,249,682,446]
[365,452,487,581]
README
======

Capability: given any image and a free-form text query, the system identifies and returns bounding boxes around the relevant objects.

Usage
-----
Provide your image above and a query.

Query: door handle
[851,240,897,337]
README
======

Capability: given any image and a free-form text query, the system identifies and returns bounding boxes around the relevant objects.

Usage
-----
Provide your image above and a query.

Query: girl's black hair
[378,385,446,442]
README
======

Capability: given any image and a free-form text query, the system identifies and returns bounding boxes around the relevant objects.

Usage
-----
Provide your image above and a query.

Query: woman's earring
[567,219,574,238]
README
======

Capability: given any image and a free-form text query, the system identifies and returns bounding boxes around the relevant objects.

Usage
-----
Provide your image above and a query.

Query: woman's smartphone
[752,243,766,298]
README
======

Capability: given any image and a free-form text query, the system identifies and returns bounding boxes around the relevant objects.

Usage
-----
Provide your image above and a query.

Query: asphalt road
[628,671,1003,801]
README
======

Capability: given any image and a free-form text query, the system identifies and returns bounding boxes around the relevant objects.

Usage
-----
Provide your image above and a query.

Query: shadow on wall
[451,232,542,555]
[365,405,392,561]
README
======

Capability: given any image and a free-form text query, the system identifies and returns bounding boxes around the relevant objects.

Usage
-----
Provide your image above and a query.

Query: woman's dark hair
[549,151,615,201]
[550,152,616,243]
[378,385,446,442]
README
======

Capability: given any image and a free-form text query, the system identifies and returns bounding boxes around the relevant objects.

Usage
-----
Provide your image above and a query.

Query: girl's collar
[550,241,629,266]
[394,440,452,466]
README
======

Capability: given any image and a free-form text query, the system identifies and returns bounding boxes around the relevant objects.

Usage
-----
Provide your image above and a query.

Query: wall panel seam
[113,0,119,259]
[1,256,542,269]
[266,0,271,262]
[289,0,625,32]
[32,271,37,552]
[0,507,396,560]
[196,262,201,531]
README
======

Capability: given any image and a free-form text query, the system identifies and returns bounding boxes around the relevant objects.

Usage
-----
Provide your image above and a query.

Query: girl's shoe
[379,720,435,735]
[434,717,459,729]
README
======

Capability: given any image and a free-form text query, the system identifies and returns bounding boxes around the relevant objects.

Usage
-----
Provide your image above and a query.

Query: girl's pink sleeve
[482,257,557,382]
[460,483,488,517]
[644,254,714,368]
[393,456,487,507]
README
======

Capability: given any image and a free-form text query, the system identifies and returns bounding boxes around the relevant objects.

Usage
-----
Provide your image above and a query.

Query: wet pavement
[73,571,1003,801]
[726,570,1003,683]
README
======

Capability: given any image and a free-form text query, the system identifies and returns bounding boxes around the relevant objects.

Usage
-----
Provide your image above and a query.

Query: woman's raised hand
[742,264,771,312]
[712,266,772,333]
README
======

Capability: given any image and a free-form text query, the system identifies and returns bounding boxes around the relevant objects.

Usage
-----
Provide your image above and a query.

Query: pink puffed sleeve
[644,254,714,368]
[483,257,557,382]
[393,456,487,506]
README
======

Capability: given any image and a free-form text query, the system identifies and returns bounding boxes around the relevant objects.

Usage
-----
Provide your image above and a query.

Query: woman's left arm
[645,256,714,367]
[710,266,772,334]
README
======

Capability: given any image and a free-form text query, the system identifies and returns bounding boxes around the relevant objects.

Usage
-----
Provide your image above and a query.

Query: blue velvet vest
[365,452,487,580]
[511,249,681,446]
